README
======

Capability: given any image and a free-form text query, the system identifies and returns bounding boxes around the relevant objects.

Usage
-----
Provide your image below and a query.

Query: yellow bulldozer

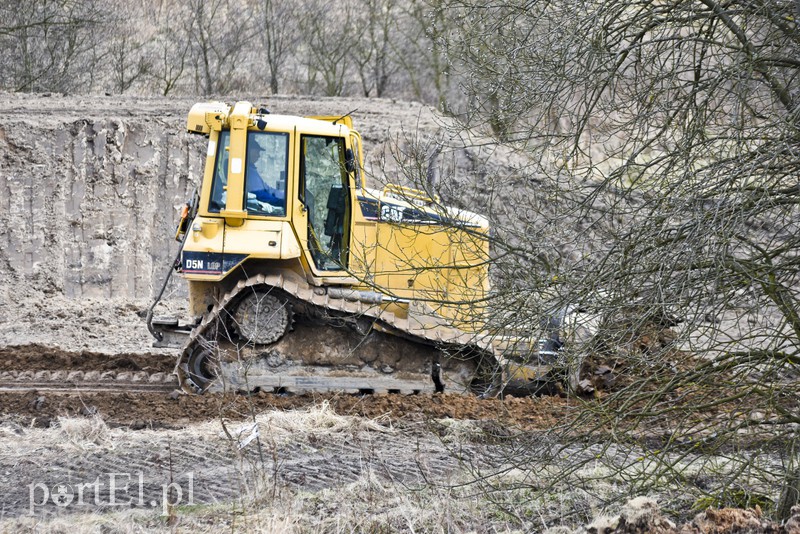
[147,102,562,396]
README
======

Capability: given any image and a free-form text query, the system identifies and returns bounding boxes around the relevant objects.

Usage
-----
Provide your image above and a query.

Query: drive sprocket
[231,290,292,345]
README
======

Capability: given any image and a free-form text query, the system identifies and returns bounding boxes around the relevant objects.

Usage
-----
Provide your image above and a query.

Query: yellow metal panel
[370,206,490,330]
[221,219,283,256]
[307,115,353,129]
[185,216,225,252]
[279,222,302,258]
[349,221,377,280]
[187,281,218,318]
[186,102,228,134]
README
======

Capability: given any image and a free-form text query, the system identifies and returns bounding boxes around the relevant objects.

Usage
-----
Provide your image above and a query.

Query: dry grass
[56,415,113,451]
[0,473,512,534]
[235,399,394,444]
[0,403,538,533]
[1,401,785,533]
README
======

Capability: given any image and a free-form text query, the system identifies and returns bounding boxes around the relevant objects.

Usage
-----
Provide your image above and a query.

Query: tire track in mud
[0,344,174,371]
[0,347,567,519]
[270,436,464,490]
[0,415,473,518]
[0,370,176,394]
[1,433,239,517]
[0,344,177,394]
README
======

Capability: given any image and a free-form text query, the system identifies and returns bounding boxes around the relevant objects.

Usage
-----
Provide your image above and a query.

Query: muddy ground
[0,345,585,531]
[0,346,569,429]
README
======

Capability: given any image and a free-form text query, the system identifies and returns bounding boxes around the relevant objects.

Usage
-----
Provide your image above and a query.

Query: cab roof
[186,101,355,137]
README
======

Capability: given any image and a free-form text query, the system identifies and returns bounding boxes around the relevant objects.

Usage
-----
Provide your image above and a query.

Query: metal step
[151,317,193,349]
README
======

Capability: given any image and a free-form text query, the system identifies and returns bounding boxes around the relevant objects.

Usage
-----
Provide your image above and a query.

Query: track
[0,345,572,431]
[175,271,500,396]
[0,369,176,394]
[0,344,178,395]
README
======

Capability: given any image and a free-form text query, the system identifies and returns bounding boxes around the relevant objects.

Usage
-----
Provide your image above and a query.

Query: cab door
[297,134,351,273]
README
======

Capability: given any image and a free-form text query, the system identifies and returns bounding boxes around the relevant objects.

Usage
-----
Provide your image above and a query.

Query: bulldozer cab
[184,102,358,282]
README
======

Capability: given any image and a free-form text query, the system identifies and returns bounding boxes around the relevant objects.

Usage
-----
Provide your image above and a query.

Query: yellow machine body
[179,102,490,332]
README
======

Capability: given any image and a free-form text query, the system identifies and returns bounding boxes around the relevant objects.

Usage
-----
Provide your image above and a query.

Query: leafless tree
[352,0,400,98]
[394,0,460,111]
[106,12,151,94]
[298,0,357,96]
[0,0,472,106]
[0,0,107,93]
[148,2,191,97]
[255,0,297,95]
[185,0,253,95]
[412,0,800,521]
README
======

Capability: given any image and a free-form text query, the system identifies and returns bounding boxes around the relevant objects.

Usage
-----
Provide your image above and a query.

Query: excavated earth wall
[1,100,199,300]
[0,95,201,352]
[0,93,447,353]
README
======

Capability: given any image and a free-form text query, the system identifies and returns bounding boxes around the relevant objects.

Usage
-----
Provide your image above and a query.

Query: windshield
[207,130,289,217]
[245,131,289,216]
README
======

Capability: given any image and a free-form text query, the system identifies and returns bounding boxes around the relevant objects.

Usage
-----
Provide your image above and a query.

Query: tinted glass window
[207,130,289,216]
[301,135,349,270]
[208,131,230,213]
[244,131,289,216]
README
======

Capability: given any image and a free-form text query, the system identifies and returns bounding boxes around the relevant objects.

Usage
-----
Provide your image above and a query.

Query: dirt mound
[0,343,173,373]
[2,387,574,431]
[687,506,786,533]
[582,497,796,533]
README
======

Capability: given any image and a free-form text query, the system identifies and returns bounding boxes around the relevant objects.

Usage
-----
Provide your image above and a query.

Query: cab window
[207,130,289,216]
[244,131,289,216]
[208,131,230,213]
[300,135,349,271]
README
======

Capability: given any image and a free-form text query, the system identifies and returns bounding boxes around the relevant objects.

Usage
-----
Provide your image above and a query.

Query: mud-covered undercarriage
[172,275,502,397]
